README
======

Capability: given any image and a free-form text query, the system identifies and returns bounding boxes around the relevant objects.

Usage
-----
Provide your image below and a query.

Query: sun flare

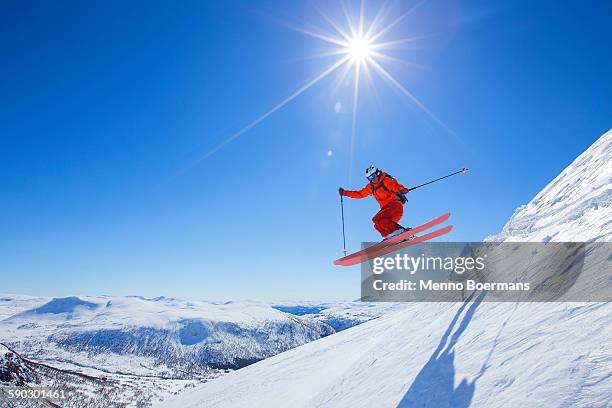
[194,1,452,184]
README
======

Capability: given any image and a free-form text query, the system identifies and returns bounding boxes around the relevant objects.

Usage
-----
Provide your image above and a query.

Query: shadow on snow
[397,292,506,408]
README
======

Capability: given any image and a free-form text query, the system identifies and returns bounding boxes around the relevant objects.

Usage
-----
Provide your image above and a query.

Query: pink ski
[334,213,451,266]
[334,225,453,266]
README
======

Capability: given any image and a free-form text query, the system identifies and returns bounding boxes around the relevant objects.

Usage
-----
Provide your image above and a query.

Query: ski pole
[408,167,469,191]
[340,194,347,255]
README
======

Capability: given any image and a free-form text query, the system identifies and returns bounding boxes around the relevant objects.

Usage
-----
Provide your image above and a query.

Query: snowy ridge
[486,129,612,242]
[161,130,612,408]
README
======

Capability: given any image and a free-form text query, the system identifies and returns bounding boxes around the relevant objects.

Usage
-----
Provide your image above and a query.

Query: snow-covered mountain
[160,130,612,408]
[0,296,334,379]
[486,129,611,242]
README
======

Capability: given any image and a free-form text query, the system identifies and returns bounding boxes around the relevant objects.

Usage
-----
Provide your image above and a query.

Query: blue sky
[1,0,610,301]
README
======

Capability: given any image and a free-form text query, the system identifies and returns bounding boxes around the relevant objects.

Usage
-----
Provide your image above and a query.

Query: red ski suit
[342,172,409,237]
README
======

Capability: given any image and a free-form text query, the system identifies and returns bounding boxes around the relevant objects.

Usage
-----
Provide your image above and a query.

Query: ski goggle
[367,173,377,181]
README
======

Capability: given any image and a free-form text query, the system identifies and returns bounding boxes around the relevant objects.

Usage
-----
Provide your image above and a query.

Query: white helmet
[365,165,379,180]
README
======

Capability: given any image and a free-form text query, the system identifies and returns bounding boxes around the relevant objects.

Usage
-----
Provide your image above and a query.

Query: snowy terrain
[0,296,334,380]
[0,296,342,406]
[486,129,611,242]
[161,301,610,408]
[0,295,400,406]
[160,129,612,408]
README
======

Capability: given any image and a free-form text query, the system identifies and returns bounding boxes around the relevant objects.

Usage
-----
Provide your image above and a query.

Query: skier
[339,165,410,240]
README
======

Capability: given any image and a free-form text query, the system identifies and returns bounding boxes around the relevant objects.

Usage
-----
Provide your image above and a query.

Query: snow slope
[486,129,611,242]
[162,301,610,408]
[160,130,612,408]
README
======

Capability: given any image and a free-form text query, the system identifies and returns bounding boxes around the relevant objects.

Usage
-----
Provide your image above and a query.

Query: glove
[401,188,409,194]
[339,187,345,196]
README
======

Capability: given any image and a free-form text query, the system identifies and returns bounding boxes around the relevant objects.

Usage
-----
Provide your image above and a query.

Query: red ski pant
[372,201,403,237]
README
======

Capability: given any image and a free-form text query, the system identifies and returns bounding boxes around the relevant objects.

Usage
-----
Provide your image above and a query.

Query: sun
[346,35,372,62]
[189,1,452,184]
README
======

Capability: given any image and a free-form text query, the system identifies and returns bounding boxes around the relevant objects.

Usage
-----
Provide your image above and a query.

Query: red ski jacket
[343,172,409,208]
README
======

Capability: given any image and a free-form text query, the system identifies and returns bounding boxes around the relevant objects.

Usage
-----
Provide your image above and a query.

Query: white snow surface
[162,301,610,408]
[161,130,612,408]
[486,129,612,242]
